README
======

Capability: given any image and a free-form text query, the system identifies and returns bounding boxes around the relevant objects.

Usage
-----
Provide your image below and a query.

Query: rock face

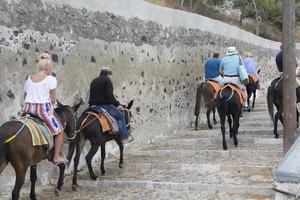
[0,0,295,191]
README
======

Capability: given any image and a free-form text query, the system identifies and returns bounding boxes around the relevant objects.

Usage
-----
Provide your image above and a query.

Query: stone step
[127,149,283,158]
[158,137,282,146]
[104,162,273,174]
[145,141,282,151]
[70,180,273,196]
[175,128,280,138]
[168,131,280,140]
[27,185,274,200]
[123,153,281,166]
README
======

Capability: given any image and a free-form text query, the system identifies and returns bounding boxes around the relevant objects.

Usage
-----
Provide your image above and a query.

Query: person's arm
[105,78,120,107]
[219,61,224,76]
[50,89,56,105]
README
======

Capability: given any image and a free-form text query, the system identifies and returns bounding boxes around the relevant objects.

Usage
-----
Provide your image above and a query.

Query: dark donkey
[215,84,242,150]
[194,81,219,129]
[267,77,300,138]
[0,100,82,200]
[245,69,261,112]
[68,100,134,191]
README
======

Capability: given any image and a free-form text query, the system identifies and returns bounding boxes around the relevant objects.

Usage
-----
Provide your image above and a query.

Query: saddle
[81,106,119,134]
[207,80,222,93]
[18,115,54,150]
[249,75,259,83]
[207,80,222,100]
[220,83,245,105]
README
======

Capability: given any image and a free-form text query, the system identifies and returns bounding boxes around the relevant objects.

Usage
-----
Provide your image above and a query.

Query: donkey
[245,69,261,112]
[68,100,134,191]
[267,77,300,138]
[0,100,82,200]
[194,81,219,129]
[215,84,242,150]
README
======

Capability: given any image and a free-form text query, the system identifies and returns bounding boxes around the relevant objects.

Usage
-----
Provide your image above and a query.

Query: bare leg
[54,132,64,161]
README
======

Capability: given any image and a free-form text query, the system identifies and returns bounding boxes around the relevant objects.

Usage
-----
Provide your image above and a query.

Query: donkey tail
[267,86,274,123]
[0,139,8,174]
[194,82,204,116]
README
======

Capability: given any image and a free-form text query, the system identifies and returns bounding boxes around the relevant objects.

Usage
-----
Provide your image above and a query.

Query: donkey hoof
[101,170,106,175]
[71,184,78,191]
[119,163,123,169]
[30,194,37,200]
[274,134,279,139]
[90,175,98,180]
[208,125,213,130]
[54,188,61,197]
[234,143,238,147]
[223,146,227,150]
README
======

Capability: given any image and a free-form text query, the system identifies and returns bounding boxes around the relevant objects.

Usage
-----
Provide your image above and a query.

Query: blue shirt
[244,57,257,75]
[204,58,221,80]
[220,54,240,76]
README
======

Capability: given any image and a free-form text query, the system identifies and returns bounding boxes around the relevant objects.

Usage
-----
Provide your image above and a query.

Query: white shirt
[24,75,57,103]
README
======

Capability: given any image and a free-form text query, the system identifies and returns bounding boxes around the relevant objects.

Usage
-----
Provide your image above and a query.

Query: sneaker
[121,135,134,145]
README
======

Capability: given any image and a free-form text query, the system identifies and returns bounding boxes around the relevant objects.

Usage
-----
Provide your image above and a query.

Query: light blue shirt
[244,57,257,76]
[220,54,241,76]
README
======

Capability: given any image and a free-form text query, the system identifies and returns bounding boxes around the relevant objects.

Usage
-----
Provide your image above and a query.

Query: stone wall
[0,0,296,192]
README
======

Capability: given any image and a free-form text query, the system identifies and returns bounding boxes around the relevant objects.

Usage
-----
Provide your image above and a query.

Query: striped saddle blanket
[19,117,54,150]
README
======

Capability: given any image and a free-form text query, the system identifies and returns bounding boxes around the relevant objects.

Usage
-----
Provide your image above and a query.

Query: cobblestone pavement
[2,95,281,199]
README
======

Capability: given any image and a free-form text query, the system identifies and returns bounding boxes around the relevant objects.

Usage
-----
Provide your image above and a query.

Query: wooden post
[283,0,297,153]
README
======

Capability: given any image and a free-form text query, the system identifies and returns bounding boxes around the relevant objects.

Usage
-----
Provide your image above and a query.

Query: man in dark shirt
[275,44,283,73]
[89,66,130,144]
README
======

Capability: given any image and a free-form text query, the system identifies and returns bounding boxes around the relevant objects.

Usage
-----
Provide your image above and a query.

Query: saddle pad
[84,112,112,133]
[19,118,53,150]
[222,84,245,105]
[207,80,222,93]
[250,75,258,83]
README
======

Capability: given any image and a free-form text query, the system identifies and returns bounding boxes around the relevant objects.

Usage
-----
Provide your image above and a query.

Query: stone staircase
[21,95,283,199]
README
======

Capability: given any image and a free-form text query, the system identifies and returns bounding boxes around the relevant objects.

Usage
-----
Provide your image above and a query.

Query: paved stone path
[6,95,283,199]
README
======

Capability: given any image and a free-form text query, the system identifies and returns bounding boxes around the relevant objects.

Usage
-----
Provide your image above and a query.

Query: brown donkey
[0,100,82,200]
[194,81,220,129]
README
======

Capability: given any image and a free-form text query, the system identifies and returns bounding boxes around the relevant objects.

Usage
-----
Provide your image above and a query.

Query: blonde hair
[36,53,52,71]
[245,51,253,57]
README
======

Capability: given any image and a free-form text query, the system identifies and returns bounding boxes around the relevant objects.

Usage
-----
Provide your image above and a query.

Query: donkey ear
[257,69,261,74]
[127,100,134,110]
[71,98,83,112]
[57,100,64,107]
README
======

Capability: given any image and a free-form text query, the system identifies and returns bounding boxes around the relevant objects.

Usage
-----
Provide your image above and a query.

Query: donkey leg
[30,165,37,200]
[72,135,86,191]
[86,143,99,180]
[195,114,199,130]
[55,163,65,196]
[207,109,213,129]
[220,114,227,150]
[100,144,106,175]
[12,167,27,200]
[252,90,256,109]
[274,109,282,138]
[232,115,239,147]
[227,115,233,138]
[213,108,217,124]
[115,139,124,169]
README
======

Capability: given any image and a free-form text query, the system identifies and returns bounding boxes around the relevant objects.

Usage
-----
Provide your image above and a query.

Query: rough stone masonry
[0,0,292,190]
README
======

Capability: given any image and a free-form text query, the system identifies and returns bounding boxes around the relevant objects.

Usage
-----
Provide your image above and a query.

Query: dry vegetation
[145,0,300,42]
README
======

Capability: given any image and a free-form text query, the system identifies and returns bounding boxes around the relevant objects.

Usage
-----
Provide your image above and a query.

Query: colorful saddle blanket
[80,111,118,134]
[220,84,245,105]
[19,117,54,150]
